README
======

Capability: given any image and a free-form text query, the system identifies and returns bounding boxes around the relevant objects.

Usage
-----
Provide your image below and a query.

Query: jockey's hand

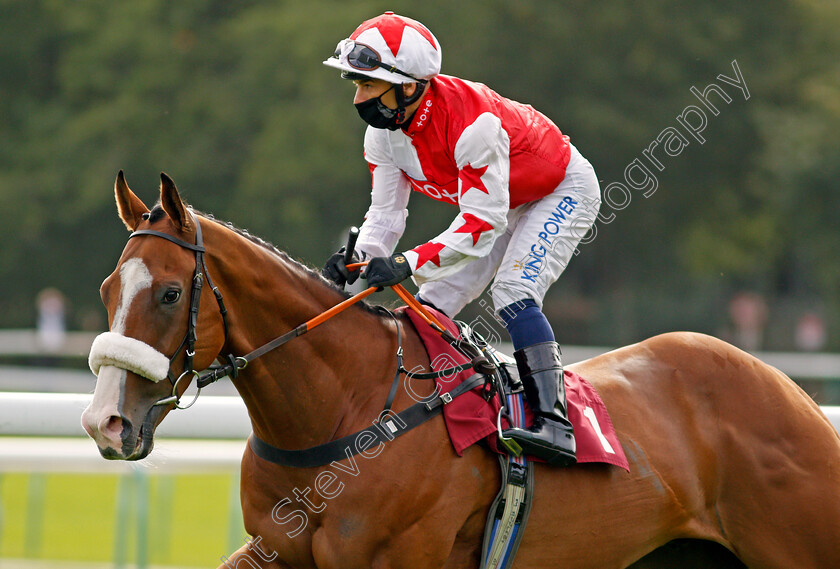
[322,247,362,286]
[364,253,412,289]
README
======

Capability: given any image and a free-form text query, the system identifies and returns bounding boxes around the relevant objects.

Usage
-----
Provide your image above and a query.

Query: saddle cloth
[403,307,629,471]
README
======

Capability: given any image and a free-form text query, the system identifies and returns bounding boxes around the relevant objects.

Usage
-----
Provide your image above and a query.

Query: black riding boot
[502,342,576,466]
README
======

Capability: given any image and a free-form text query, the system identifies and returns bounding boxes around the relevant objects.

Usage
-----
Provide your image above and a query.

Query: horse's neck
[236,287,399,450]
[206,224,399,450]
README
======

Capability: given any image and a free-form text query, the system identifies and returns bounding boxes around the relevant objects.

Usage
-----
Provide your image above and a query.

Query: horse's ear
[159,172,194,232]
[115,170,149,231]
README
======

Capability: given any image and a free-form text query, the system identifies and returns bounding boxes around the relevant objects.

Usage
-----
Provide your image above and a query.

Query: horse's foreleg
[217,539,291,569]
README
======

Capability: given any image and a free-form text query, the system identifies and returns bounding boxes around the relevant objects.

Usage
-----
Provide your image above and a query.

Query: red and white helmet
[324,12,442,84]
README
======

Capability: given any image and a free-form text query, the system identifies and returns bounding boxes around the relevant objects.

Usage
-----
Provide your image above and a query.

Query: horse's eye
[162,289,181,304]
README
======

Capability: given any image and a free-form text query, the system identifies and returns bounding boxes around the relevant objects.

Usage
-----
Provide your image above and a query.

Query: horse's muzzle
[82,409,144,460]
[81,364,160,460]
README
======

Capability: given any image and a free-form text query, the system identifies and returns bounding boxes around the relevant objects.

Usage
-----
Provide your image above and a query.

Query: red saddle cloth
[403,307,629,471]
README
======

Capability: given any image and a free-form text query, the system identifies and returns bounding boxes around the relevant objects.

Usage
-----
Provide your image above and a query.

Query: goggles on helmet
[332,40,422,82]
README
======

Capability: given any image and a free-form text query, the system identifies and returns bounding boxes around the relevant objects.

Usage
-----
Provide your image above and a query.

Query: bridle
[128,214,230,408]
[126,213,382,409]
[123,216,512,467]
[127,214,498,413]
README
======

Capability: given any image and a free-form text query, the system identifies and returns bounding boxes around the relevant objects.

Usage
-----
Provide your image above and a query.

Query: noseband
[128,214,229,408]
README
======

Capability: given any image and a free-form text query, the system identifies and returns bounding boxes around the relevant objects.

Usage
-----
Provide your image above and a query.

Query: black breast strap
[248,373,484,468]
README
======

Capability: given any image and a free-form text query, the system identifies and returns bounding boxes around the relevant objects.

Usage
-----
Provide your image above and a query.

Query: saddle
[246,304,626,569]
[401,308,629,569]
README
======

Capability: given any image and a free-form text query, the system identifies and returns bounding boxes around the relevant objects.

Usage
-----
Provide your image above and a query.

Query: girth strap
[248,373,484,468]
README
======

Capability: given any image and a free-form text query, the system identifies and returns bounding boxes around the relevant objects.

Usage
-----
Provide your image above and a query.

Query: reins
[195,284,380,389]
[126,220,503,468]
[194,220,495,391]
[239,282,499,468]
[128,219,495,409]
[195,272,492,390]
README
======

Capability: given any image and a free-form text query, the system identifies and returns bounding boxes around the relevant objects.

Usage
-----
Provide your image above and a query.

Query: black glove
[364,253,413,289]
[322,247,362,286]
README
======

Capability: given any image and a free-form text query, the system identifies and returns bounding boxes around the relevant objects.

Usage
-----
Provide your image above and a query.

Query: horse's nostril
[101,415,128,439]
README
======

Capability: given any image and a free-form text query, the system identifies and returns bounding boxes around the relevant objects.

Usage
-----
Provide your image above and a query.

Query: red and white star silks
[356,75,571,284]
[454,213,494,245]
[350,12,438,59]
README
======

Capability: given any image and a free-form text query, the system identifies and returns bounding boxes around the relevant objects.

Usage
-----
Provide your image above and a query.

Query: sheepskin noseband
[88,332,170,383]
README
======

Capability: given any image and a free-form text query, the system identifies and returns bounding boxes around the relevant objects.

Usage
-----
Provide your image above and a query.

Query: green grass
[0,471,246,568]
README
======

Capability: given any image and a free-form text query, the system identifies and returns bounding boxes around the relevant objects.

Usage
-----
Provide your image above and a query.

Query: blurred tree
[0,0,836,351]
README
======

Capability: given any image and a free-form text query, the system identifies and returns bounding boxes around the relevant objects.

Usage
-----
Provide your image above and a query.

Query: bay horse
[82,172,840,569]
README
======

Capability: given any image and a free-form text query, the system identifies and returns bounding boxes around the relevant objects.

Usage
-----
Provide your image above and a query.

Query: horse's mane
[149,205,391,318]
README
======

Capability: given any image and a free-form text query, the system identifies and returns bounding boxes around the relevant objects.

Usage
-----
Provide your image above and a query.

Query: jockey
[322,12,601,466]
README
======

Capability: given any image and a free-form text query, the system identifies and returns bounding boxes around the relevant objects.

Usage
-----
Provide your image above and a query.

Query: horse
[82,172,840,569]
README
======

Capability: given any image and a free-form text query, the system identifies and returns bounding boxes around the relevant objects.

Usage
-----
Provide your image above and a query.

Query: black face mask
[354,85,402,130]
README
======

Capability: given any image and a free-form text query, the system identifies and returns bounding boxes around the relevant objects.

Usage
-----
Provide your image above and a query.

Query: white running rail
[0,392,837,473]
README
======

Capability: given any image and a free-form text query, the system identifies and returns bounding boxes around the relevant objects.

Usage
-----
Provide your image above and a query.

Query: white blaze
[112,258,153,334]
[83,257,155,445]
